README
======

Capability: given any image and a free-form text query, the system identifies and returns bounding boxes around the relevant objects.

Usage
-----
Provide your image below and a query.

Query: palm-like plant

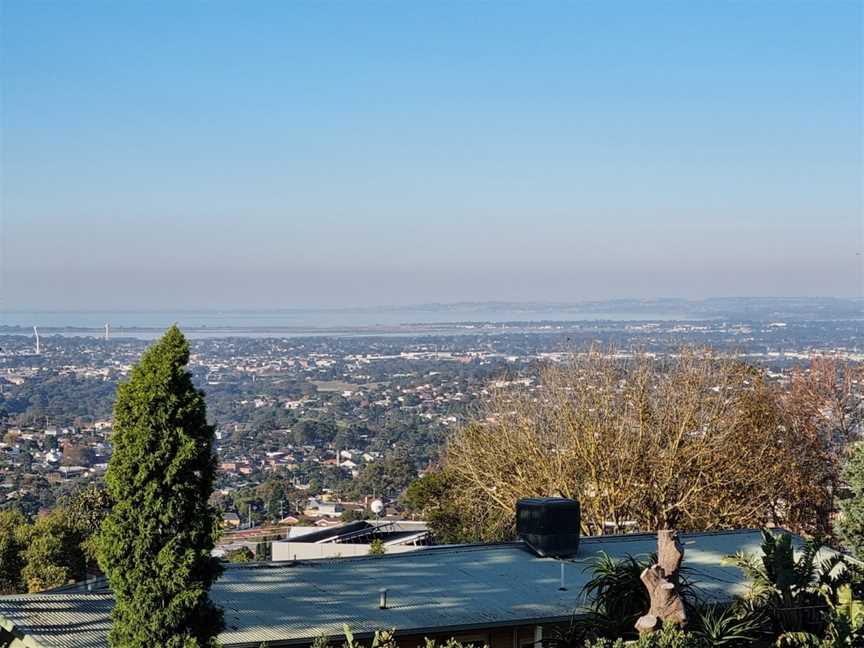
[546,552,650,645]
[726,530,850,637]
[548,551,702,645]
[580,552,651,637]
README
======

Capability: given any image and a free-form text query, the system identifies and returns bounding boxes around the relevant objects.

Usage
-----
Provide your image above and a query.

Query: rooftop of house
[280,519,429,545]
[0,529,780,648]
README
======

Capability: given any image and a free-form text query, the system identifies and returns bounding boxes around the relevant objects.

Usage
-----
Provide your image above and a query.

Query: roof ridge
[579,527,766,544]
[223,541,525,570]
[225,529,769,570]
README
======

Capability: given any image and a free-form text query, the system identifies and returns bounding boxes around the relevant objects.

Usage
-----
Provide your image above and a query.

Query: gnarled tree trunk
[635,529,687,634]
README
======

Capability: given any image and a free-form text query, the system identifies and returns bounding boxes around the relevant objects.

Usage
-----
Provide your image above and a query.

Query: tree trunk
[635,529,687,634]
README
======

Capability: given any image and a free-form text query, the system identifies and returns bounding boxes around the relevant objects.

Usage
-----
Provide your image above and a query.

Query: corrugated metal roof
[0,529,775,648]
[0,594,112,648]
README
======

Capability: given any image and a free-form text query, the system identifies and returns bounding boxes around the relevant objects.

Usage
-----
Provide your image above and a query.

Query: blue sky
[1,1,861,309]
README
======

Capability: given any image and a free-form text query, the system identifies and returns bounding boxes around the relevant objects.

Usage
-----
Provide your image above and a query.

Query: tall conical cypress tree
[839,442,864,559]
[98,326,223,647]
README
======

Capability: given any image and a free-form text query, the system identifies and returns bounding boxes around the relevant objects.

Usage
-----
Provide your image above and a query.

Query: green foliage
[341,624,397,648]
[62,484,112,534]
[538,528,860,648]
[402,470,477,543]
[774,583,864,647]
[634,625,707,647]
[259,479,291,521]
[550,551,700,645]
[834,583,864,627]
[333,627,485,648]
[368,538,386,556]
[0,490,109,595]
[582,624,707,647]
[226,478,299,525]
[0,510,26,594]
[580,639,627,648]
[838,441,864,559]
[349,455,417,500]
[18,507,85,592]
[311,634,331,648]
[691,605,764,646]
[341,508,370,523]
[725,530,850,638]
[225,547,254,563]
[578,552,652,639]
[774,633,824,648]
[422,639,487,648]
[0,372,117,428]
[96,326,224,647]
[60,484,112,564]
[821,584,864,645]
[255,534,281,561]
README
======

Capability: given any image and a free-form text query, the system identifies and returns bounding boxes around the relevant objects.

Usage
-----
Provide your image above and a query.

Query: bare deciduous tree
[443,347,834,539]
[778,357,863,535]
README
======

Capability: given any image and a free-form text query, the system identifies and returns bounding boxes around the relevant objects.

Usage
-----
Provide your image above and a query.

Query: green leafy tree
[63,484,113,534]
[97,326,224,647]
[19,508,85,593]
[341,509,370,523]
[368,538,386,556]
[403,470,476,543]
[225,547,254,563]
[256,479,293,522]
[354,456,416,499]
[838,442,864,558]
[254,534,281,561]
[231,488,264,527]
[0,509,27,594]
[62,484,113,565]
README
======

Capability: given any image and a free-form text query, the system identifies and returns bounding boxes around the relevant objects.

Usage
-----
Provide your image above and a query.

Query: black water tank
[516,497,581,557]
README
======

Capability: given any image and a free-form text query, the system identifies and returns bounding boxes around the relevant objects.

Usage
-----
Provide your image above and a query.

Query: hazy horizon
[2,297,861,334]
[2,2,862,310]
[2,296,862,315]
[4,294,864,308]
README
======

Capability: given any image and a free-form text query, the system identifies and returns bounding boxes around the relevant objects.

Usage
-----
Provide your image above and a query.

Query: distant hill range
[367,297,863,321]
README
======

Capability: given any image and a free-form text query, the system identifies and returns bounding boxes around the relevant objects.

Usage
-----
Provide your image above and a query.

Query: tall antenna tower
[33,326,41,355]
[105,322,110,341]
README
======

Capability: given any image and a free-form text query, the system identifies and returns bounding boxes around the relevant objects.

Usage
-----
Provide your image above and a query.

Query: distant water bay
[0,306,701,339]
[3,301,861,339]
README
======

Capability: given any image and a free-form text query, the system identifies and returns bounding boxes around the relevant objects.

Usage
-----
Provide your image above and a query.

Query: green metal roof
[0,529,775,648]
